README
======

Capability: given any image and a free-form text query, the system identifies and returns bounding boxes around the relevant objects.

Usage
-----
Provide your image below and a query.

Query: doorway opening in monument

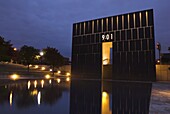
[102,42,113,79]
[102,42,112,65]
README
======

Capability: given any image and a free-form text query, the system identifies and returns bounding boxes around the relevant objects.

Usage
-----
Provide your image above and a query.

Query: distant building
[72,9,156,81]
[161,53,170,64]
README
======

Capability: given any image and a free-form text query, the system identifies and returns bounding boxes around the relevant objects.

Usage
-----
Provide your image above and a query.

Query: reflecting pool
[0,79,152,114]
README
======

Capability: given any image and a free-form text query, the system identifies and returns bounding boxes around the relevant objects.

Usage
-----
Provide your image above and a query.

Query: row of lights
[9,74,70,82]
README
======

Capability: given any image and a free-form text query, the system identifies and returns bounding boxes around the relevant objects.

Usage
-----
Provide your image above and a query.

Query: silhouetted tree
[0,36,14,62]
[19,45,39,72]
[168,47,170,52]
[43,47,64,75]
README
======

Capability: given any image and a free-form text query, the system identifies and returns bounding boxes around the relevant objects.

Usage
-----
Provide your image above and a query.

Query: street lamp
[156,42,161,64]
[40,51,44,56]
[39,51,44,65]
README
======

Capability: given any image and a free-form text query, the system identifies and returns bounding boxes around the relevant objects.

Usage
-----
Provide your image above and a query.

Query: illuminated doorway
[102,42,113,79]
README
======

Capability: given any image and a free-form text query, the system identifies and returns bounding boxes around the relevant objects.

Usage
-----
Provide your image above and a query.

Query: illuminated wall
[72,9,156,81]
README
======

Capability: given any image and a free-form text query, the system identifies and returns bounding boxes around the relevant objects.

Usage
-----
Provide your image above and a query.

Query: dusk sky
[0,0,169,58]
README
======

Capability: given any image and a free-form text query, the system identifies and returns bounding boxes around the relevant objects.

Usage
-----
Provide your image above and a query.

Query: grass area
[0,63,52,77]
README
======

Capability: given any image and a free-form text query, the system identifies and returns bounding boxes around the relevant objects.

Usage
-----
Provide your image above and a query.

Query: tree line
[0,36,69,73]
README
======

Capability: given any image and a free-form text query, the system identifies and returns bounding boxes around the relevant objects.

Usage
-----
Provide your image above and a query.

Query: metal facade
[72,9,156,81]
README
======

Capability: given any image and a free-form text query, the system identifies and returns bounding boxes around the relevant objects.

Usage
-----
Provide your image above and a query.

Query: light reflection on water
[0,79,152,114]
[0,79,70,114]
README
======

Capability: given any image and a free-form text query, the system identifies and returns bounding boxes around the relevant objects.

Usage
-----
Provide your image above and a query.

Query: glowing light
[49,69,53,72]
[9,91,13,106]
[102,92,108,98]
[41,80,44,88]
[29,64,32,67]
[57,71,61,74]
[102,91,111,114]
[41,67,46,70]
[34,80,37,88]
[66,72,70,76]
[13,48,17,51]
[27,81,31,89]
[49,79,52,84]
[37,91,41,105]
[57,78,61,83]
[157,60,160,63]
[45,74,50,79]
[103,60,109,65]
[66,77,70,82]
[31,89,38,96]
[10,74,19,80]
[35,65,39,69]
[40,51,44,56]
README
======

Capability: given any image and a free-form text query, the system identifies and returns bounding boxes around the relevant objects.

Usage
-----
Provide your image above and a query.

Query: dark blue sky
[0,0,169,58]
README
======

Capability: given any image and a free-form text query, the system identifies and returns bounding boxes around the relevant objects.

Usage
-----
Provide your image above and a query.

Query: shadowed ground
[150,82,170,114]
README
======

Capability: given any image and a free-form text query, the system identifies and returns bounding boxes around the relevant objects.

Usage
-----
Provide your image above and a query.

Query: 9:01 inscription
[102,34,114,42]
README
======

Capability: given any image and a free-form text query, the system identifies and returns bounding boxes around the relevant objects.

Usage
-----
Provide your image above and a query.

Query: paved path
[150,82,170,114]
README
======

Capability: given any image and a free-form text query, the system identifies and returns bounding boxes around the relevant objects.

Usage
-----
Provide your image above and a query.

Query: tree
[43,47,64,75]
[168,47,170,52]
[19,45,39,72]
[0,36,14,62]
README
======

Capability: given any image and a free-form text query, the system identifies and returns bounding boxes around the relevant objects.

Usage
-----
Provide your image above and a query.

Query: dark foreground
[0,78,154,114]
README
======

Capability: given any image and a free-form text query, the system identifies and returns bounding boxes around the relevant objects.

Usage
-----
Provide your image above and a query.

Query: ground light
[41,67,46,70]
[45,74,51,79]
[10,74,20,80]
[57,71,61,74]
[34,65,39,69]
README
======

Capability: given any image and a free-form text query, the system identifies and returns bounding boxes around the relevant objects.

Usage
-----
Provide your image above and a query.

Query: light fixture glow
[13,48,17,51]
[45,74,50,79]
[35,65,39,69]
[10,74,19,80]
[41,67,45,70]
[57,71,61,74]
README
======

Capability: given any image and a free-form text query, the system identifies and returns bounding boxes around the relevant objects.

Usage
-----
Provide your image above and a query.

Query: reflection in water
[9,91,13,106]
[27,81,31,89]
[0,79,70,114]
[37,91,41,105]
[70,80,101,114]
[57,78,61,83]
[49,79,52,84]
[70,80,152,114]
[102,91,111,114]
[34,80,37,88]
[41,80,44,88]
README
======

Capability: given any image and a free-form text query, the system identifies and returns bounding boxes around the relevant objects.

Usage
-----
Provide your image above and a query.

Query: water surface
[0,79,152,114]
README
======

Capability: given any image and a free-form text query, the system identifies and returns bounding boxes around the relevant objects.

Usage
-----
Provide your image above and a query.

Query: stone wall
[156,65,170,81]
